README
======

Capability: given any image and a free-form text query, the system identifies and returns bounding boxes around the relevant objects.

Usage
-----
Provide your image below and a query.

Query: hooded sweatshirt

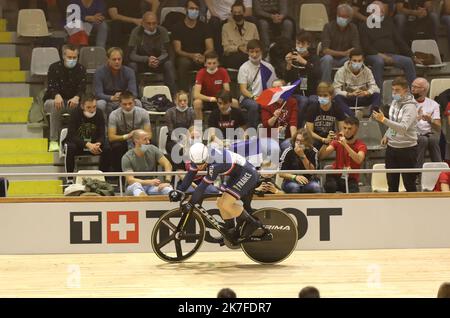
[384,93,418,148]
[333,61,380,97]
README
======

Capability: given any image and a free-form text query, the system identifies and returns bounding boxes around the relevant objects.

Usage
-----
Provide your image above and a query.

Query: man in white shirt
[411,77,442,168]
[238,39,277,129]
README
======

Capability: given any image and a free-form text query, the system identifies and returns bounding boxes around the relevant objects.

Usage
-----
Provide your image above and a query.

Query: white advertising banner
[0,197,450,254]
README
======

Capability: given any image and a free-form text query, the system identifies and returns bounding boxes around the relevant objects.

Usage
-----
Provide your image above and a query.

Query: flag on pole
[256,80,301,107]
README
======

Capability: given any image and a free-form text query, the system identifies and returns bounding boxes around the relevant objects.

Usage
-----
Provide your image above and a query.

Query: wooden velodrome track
[0,193,449,298]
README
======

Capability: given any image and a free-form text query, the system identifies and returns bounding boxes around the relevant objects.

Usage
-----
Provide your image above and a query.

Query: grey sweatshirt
[333,61,380,96]
[384,93,418,148]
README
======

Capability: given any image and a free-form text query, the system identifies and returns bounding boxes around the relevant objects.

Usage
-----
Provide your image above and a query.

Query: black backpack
[141,94,175,112]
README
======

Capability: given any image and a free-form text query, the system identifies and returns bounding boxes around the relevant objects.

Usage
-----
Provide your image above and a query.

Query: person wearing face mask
[64,94,111,182]
[193,52,237,120]
[333,49,381,117]
[372,77,418,192]
[44,44,87,152]
[221,0,260,70]
[122,129,173,196]
[306,82,345,149]
[172,0,214,91]
[128,12,176,96]
[320,4,361,83]
[319,116,367,193]
[410,78,442,168]
[107,91,152,173]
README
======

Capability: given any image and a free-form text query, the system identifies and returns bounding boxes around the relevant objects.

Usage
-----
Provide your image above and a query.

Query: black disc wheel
[151,208,206,263]
[241,208,298,264]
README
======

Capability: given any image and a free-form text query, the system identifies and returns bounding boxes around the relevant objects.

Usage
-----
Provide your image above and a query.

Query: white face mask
[144,29,157,36]
[83,111,96,118]
[176,105,188,112]
[249,56,261,64]
[206,67,218,75]
[122,108,134,115]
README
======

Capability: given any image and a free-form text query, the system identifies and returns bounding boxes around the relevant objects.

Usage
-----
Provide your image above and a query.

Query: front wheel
[151,208,206,263]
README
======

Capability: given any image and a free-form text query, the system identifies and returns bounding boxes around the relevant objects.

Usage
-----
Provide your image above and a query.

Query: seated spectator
[65,94,111,181]
[319,116,367,193]
[94,47,141,121]
[238,39,277,129]
[217,288,237,298]
[320,3,361,83]
[372,77,418,192]
[221,0,260,70]
[359,1,419,90]
[411,77,442,168]
[284,31,320,128]
[253,0,294,51]
[394,0,438,42]
[122,129,173,196]
[108,91,152,172]
[67,0,108,47]
[306,82,345,149]
[254,161,283,195]
[434,171,450,192]
[279,129,321,193]
[0,178,8,197]
[298,286,320,298]
[333,49,381,116]
[164,90,195,163]
[128,12,176,96]
[208,90,246,145]
[261,79,297,146]
[44,44,87,152]
[437,282,450,297]
[107,0,159,48]
[172,0,214,91]
[193,52,236,120]
[442,0,450,53]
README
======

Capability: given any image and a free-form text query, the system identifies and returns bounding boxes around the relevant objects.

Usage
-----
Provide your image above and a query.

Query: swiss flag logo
[107,211,139,243]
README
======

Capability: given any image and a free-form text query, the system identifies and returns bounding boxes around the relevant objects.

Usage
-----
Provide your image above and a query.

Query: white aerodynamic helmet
[189,143,209,164]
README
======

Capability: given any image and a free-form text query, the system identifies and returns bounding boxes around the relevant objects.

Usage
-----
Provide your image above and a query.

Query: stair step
[0,70,26,82]
[0,31,13,43]
[0,19,6,32]
[0,110,28,123]
[0,83,30,97]
[0,44,16,57]
[0,138,50,153]
[0,57,20,70]
[0,97,32,110]
[8,180,63,196]
[0,123,42,138]
[0,152,54,165]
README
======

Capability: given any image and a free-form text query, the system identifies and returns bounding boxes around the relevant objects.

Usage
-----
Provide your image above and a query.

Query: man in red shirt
[319,116,367,193]
[261,79,298,144]
[192,51,237,120]
[434,171,450,192]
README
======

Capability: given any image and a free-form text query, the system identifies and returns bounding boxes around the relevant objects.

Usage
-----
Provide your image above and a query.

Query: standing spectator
[319,116,367,193]
[372,77,418,192]
[94,47,141,121]
[298,286,320,298]
[217,288,237,298]
[394,0,439,41]
[65,94,111,180]
[238,39,277,129]
[128,12,176,96]
[193,52,235,120]
[253,0,294,51]
[122,129,173,196]
[221,1,260,70]
[172,0,214,91]
[411,77,442,168]
[107,0,159,48]
[279,129,322,193]
[261,79,297,144]
[434,172,450,192]
[108,91,152,172]
[333,49,381,116]
[284,31,321,128]
[44,44,87,152]
[359,1,419,90]
[320,3,361,83]
[305,82,345,149]
[437,282,450,297]
[442,0,450,53]
[67,0,108,47]
[164,91,195,161]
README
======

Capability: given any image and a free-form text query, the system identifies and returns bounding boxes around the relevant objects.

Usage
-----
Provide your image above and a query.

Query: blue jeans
[126,182,173,196]
[334,93,382,116]
[320,55,348,83]
[282,179,322,193]
[365,54,416,90]
[92,21,108,47]
[442,15,450,50]
[240,97,261,129]
[293,94,318,128]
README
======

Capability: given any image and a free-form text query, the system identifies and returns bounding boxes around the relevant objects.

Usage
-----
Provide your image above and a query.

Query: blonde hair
[316,81,334,96]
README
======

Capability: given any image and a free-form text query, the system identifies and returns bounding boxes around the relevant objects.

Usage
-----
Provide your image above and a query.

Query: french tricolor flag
[256,80,301,107]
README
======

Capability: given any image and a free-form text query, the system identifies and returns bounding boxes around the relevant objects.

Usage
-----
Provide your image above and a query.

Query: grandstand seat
[429,78,450,99]
[299,3,328,32]
[75,170,105,185]
[17,9,51,37]
[159,125,168,155]
[79,46,107,74]
[143,85,172,101]
[421,162,449,191]
[30,47,60,76]
[411,39,446,68]
[357,120,385,151]
[382,79,393,106]
[371,163,406,192]
[160,7,185,25]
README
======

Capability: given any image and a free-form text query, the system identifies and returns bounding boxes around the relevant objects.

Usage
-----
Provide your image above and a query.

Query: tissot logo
[107,211,139,243]
[70,212,102,244]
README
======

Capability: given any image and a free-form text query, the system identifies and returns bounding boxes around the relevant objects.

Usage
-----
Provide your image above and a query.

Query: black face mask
[413,93,422,100]
[233,15,244,23]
